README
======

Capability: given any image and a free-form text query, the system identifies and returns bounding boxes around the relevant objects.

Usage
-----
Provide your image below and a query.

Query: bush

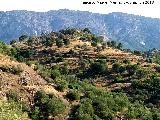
[10,48,35,62]
[123,59,131,64]
[54,76,68,92]
[66,91,80,101]
[0,65,23,75]
[156,65,160,72]
[56,39,64,48]
[56,80,68,92]
[0,41,10,54]
[91,42,97,47]
[134,50,142,56]
[51,70,61,79]
[112,63,121,73]
[75,98,97,120]
[76,113,93,120]
[6,90,19,102]
[30,107,42,120]
[0,101,28,120]
[87,62,107,76]
[19,35,28,41]
[63,39,70,46]
[11,65,23,75]
[114,75,123,82]
[117,43,123,49]
[46,96,66,116]
[43,37,54,47]
[135,69,148,79]
[59,28,76,35]
[34,91,66,118]
[26,61,33,66]
[125,102,152,120]
[107,41,116,48]
[10,40,17,45]
[83,28,91,33]
[119,65,126,74]
[126,64,138,76]
[56,56,64,62]
[60,65,69,75]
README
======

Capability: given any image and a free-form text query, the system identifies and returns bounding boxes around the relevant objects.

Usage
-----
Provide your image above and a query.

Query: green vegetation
[0,41,10,54]
[1,28,160,120]
[107,41,123,50]
[19,35,29,41]
[32,91,66,119]
[0,64,23,75]
[0,100,28,120]
[66,90,80,101]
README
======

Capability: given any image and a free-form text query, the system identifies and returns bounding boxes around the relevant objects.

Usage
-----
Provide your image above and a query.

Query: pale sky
[0,0,160,18]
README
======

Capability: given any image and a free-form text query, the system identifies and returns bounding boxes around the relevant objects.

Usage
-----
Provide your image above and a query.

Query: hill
[1,28,160,119]
[0,10,160,50]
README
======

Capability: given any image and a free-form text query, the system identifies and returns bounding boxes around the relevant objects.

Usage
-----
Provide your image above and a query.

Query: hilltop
[1,28,160,120]
[1,10,160,50]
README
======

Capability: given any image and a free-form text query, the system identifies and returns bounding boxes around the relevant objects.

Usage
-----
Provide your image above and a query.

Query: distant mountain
[0,9,160,50]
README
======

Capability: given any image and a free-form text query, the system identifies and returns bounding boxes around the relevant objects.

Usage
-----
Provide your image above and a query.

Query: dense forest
[1,28,160,120]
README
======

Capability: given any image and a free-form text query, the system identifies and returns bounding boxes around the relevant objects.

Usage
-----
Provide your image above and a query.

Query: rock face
[0,9,160,50]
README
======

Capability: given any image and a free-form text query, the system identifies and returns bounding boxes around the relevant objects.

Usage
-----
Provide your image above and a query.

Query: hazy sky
[0,0,160,18]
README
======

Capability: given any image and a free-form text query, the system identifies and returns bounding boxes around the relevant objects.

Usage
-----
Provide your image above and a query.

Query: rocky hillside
[1,28,160,120]
[0,10,160,50]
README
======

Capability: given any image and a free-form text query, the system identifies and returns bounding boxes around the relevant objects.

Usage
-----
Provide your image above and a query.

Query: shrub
[63,38,70,46]
[43,37,54,47]
[114,75,123,82]
[10,48,35,62]
[46,96,66,116]
[11,65,23,75]
[27,37,34,46]
[74,98,96,120]
[125,102,152,120]
[156,65,160,72]
[91,42,97,47]
[66,90,80,101]
[51,70,61,79]
[56,81,68,92]
[10,40,17,45]
[59,28,76,35]
[0,41,10,54]
[135,69,148,79]
[19,35,28,41]
[102,42,107,49]
[0,101,28,120]
[55,77,68,92]
[60,65,69,75]
[123,59,131,64]
[6,90,19,102]
[34,91,66,117]
[30,107,42,120]
[119,65,126,74]
[76,113,93,120]
[87,62,107,76]
[112,63,121,73]
[56,39,64,48]
[126,64,138,76]
[111,41,116,48]
[56,56,64,62]
[117,43,123,49]
[134,50,142,56]
[0,65,23,75]
[26,61,33,66]
[83,28,91,33]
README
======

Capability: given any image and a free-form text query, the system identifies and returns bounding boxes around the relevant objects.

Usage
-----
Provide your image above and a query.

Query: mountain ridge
[0,9,160,50]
